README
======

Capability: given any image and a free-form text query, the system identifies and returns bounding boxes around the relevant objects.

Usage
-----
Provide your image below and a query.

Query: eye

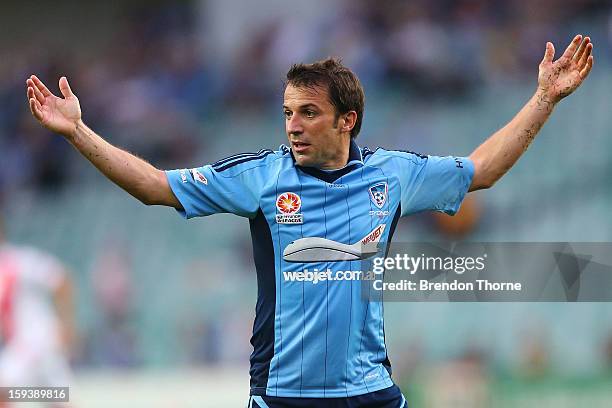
[284,110,292,119]
[305,110,316,118]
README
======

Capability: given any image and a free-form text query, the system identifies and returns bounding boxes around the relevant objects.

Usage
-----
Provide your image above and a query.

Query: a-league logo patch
[369,182,388,209]
[276,192,303,224]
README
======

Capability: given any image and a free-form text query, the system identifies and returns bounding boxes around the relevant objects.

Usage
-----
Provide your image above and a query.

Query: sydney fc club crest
[369,182,388,209]
[276,192,303,224]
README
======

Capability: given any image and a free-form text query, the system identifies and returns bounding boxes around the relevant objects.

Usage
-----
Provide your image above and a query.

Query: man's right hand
[26,75,181,208]
[27,75,81,139]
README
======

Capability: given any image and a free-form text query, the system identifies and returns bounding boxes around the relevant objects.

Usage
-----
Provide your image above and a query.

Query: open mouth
[292,142,310,152]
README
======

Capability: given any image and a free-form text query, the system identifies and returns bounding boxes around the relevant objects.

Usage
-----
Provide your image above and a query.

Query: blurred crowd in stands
[2,0,612,378]
[0,0,609,206]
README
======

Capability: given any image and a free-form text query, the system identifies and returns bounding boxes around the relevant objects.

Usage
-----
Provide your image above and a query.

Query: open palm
[538,35,594,103]
[27,75,81,137]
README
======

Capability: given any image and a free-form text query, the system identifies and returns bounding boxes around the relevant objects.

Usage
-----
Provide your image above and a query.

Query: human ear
[341,111,357,132]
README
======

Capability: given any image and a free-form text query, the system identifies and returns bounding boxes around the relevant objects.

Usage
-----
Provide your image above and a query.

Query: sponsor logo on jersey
[191,168,208,185]
[361,224,386,245]
[180,169,188,183]
[369,182,388,209]
[282,224,386,262]
[276,192,303,224]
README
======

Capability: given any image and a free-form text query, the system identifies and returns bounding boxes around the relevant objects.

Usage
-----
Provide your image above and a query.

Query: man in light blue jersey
[26,35,593,407]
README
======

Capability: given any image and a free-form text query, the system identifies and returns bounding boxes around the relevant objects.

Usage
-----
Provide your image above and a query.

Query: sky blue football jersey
[166,141,474,398]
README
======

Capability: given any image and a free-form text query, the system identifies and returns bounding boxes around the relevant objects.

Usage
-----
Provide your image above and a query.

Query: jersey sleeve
[394,153,474,216]
[165,164,262,219]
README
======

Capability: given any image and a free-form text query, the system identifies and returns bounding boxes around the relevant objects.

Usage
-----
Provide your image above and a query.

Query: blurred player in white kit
[0,215,74,406]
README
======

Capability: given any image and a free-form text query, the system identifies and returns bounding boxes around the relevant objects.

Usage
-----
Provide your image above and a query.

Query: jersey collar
[291,140,363,183]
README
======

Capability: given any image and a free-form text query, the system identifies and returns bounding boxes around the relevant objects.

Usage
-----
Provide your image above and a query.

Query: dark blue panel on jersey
[381,206,402,375]
[249,209,277,393]
[250,384,406,407]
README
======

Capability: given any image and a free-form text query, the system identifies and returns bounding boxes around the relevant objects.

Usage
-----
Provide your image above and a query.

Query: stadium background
[2,0,612,406]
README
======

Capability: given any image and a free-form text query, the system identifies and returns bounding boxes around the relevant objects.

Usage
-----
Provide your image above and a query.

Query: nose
[286,115,303,136]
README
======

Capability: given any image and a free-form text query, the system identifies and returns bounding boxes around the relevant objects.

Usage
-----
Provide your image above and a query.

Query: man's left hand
[538,35,594,104]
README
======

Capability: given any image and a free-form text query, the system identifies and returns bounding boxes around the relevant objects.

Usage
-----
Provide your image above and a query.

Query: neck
[320,156,348,170]
[320,137,351,170]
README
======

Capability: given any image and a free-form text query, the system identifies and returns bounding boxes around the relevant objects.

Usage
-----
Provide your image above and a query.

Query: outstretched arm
[469,35,594,191]
[26,75,182,208]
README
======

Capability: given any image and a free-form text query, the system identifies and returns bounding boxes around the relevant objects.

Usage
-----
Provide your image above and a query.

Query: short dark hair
[285,58,365,139]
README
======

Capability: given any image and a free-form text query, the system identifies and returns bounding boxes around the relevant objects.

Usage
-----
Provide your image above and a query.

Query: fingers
[30,75,53,97]
[26,79,45,104]
[572,36,590,62]
[26,81,44,121]
[541,42,555,65]
[29,97,43,121]
[59,76,74,98]
[560,34,583,62]
[578,42,593,69]
[580,55,594,79]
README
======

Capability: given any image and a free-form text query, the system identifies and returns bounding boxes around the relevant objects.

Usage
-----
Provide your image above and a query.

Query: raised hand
[26,75,82,138]
[538,35,594,104]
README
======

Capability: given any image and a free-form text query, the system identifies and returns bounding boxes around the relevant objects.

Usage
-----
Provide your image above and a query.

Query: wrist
[535,87,560,106]
[67,119,85,143]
